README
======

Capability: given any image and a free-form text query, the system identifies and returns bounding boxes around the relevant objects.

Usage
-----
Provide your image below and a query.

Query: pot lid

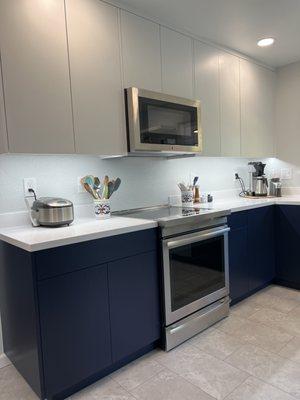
[33,197,73,209]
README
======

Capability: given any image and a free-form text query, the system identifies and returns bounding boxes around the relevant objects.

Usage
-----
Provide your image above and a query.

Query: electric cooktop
[114,205,230,228]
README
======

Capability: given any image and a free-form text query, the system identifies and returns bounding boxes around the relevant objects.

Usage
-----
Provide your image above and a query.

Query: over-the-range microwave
[125,87,202,157]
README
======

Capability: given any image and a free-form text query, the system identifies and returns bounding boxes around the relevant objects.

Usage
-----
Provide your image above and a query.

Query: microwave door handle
[167,227,230,249]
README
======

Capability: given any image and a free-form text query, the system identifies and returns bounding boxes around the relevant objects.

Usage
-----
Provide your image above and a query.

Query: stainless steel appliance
[236,162,269,198]
[248,162,268,196]
[125,87,202,157]
[115,205,230,351]
[27,197,74,227]
[269,178,282,197]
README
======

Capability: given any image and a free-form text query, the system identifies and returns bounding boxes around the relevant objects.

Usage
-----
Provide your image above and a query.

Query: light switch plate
[281,168,292,180]
[23,177,37,197]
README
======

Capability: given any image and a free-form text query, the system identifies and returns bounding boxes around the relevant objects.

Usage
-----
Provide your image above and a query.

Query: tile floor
[0,284,300,400]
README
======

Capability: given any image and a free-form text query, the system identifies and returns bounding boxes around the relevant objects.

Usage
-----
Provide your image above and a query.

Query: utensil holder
[181,190,194,207]
[93,199,111,219]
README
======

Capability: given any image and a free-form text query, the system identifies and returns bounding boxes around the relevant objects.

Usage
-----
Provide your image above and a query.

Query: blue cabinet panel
[248,206,275,291]
[38,264,112,398]
[228,206,275,304]
[228,226,249,302]
[108,251,161,362]
[35,229,158,280]
[275,205,300,289]
[0,242,43,398]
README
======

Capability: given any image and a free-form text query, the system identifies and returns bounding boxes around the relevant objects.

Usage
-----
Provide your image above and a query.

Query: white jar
[181,190,194,207]
[93,199,111,219]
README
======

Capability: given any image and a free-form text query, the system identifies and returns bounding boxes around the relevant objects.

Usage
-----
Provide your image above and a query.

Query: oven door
[162,226,230,326]
[126,87,202,153]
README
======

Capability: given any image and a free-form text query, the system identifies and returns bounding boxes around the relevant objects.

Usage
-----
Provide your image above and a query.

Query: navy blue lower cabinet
[108,251,161,362]
[227,211,249,304]
[228,206,275,305]
[247,206,275,292]
[0,229,160,400]
[275,205,300,289]
[38,264,112,398]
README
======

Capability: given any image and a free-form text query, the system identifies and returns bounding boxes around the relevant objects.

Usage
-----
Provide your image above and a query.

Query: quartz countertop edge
[0,217,158,252]
[1,195,300,252]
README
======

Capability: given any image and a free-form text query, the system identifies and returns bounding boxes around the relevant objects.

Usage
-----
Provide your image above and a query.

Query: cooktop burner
[114,205,213,221]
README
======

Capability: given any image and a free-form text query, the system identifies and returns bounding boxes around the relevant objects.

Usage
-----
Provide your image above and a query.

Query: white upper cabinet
[194,41,220,156]
[0,0,74,154]
[66,0,126,155]
[121,11,162,91]
[161,28,194,98]
[219,52,241,156]
[240,59,275,157]
[0,58,8,154]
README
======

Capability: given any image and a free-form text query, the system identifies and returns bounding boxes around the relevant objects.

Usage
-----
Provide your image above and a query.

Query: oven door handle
[166,227,230,249]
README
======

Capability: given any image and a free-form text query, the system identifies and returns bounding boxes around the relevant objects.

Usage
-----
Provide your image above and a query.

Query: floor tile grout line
[159,365,219,400]
[223,347,300,398]
[111,363,165,393]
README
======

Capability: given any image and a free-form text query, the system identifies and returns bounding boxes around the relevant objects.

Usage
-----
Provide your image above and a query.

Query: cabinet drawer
[35,229,158,280]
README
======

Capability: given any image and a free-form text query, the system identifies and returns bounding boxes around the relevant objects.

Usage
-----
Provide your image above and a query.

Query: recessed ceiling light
[257,38,275,47]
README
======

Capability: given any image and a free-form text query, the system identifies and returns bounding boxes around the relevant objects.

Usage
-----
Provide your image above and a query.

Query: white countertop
[0,216,157,252]
[1,194,300,252]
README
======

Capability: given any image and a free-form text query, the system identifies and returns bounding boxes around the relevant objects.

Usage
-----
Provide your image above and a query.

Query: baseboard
[0,353,11,369]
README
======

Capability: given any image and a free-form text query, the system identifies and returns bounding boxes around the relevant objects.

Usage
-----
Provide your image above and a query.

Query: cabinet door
[108,252,161,362]
[121,11,162,91]
[38,264,111,398]
[219,53,241,156]
[66,0,126,155]
[194,41,220,156]
[248,206,275,291]
[0,0,74,154]
[228,212,249,303]
[0,57,8,153]
[240,59,275,157]
[275,206,300,288]
[228,227,249,303]
[161,28,193,98]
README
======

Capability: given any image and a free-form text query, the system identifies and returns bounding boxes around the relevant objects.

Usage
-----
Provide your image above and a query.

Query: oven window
[169,236,225,312]
[139,97,198,146]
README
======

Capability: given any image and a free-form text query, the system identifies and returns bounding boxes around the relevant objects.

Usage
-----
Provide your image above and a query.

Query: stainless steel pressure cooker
[29,197,74,227]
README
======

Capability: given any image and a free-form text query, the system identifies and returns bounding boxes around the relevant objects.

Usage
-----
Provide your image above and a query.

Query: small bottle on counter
[193,185,200,203]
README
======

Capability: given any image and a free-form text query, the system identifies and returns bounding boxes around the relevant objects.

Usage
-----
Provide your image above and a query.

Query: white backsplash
[0,154,299,216]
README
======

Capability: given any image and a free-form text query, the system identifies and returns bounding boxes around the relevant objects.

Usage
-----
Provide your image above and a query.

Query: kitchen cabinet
[194,41,220,156]
[0,229,160,399]
[0,59,8,153]
[161,28,194,98]
[240,59,275,157]
[228,206,275,304]
[0,0,74,154]
[275,206,300,289]
[227,211,249,303]
[247,206,275,292]
[120,11,162,91]
[38,264,112,397]
[219,53,241,156]
[108,252,160,362]
[66,0,126,156]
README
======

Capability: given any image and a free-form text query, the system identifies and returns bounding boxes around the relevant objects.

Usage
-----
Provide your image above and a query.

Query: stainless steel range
[115,205,231,351]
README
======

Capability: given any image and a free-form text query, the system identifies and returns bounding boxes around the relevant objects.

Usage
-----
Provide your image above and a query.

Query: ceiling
[117,0,300,68]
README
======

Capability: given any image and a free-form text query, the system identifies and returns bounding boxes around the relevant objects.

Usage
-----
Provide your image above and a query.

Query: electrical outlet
[23,177,37,197]
[78,177,85,193]
[281,168,292,180]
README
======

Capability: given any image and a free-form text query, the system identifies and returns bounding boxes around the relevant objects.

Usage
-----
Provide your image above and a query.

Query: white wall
[0,154,258,215]
[276,61,300,165]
